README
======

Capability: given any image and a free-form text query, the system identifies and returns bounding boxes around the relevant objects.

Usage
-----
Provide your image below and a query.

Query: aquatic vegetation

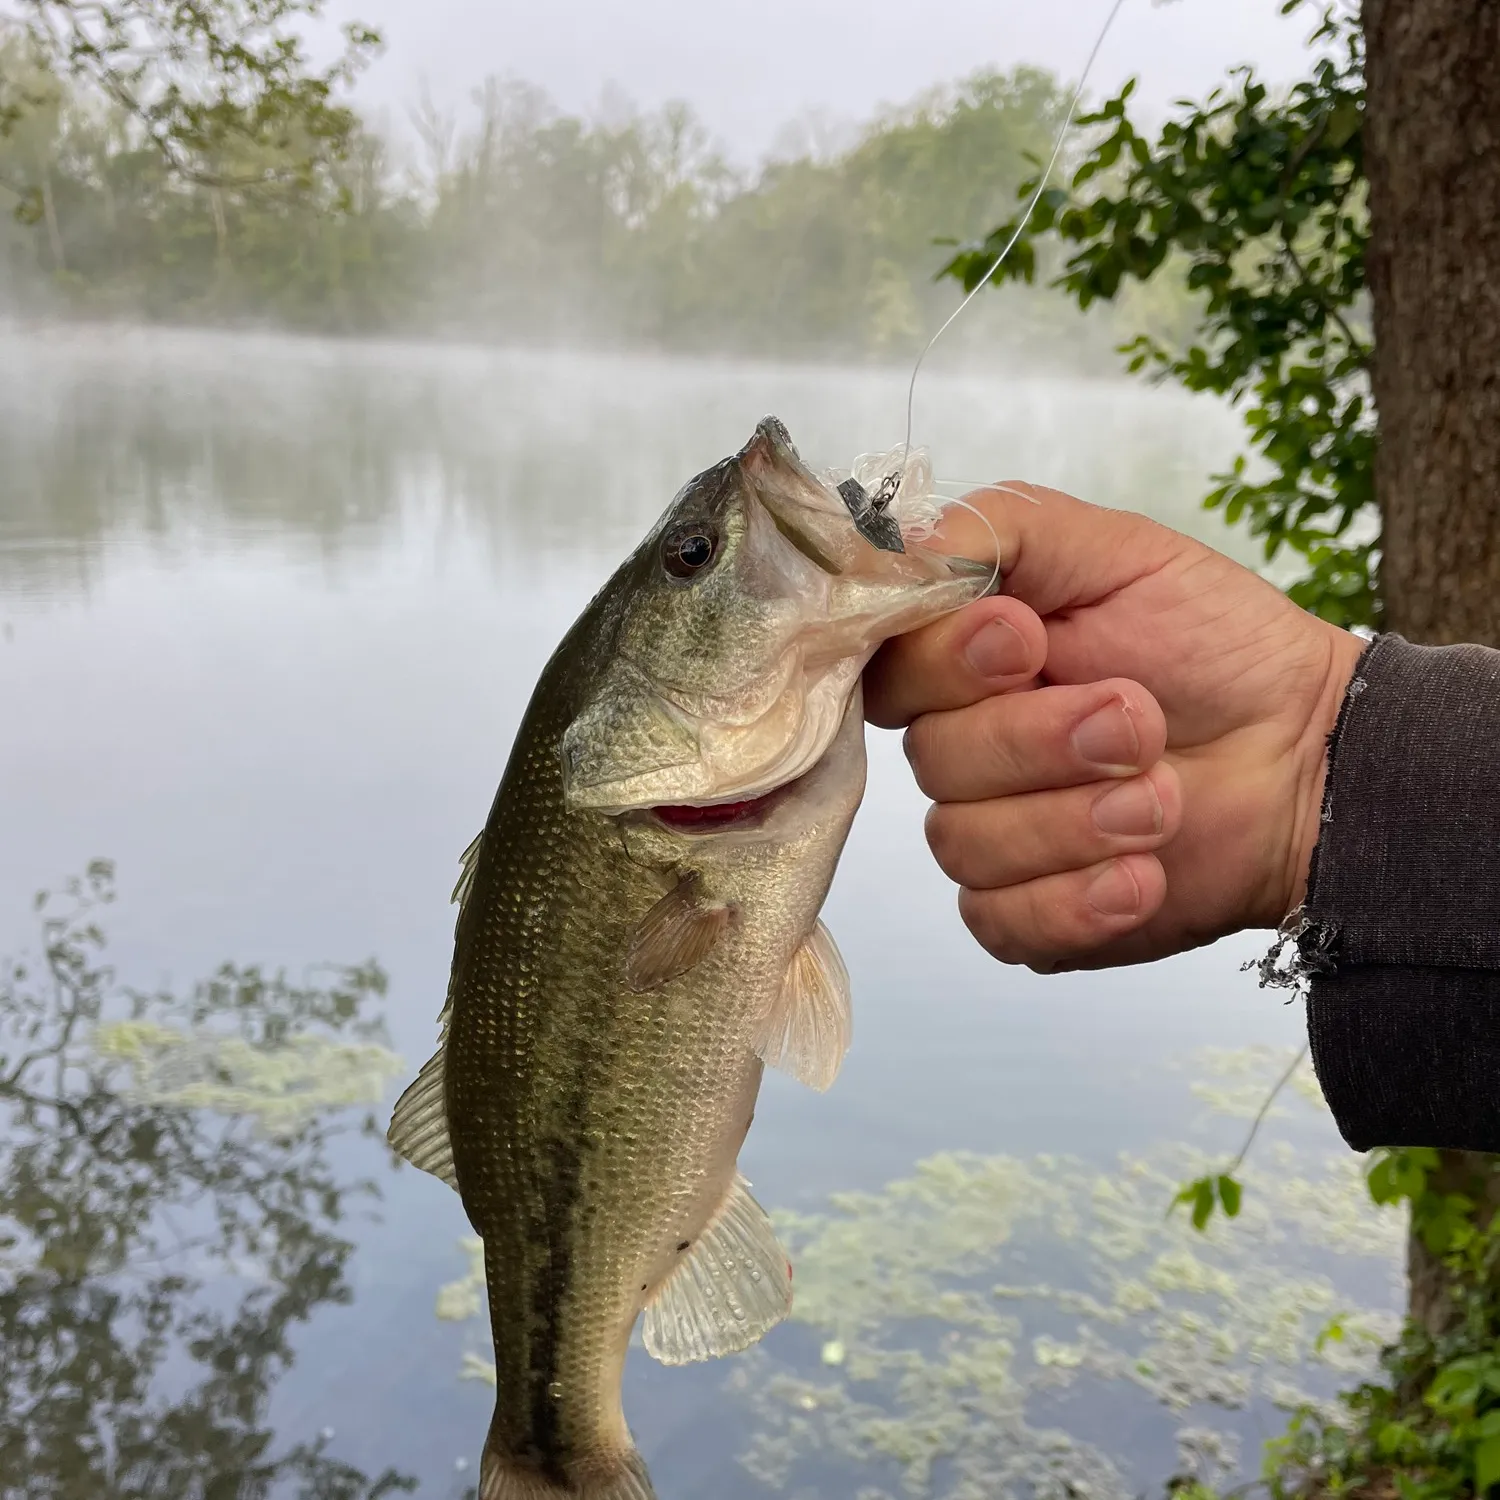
[434,1045,1403,1499]
[96,1017,404,1137]
[735,1143,1399,1498]
[1176,1045,1327,1121]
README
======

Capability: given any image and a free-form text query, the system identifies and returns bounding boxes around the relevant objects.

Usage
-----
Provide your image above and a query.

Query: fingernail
[1071,699,1140,772]
[1091,778,1162,837]
[963,618,1026,679]
[1086,860,1141,917]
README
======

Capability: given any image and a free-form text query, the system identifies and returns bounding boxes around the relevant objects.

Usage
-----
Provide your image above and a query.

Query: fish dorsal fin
[388,831,486,1193]
[752,919,852,1092]
[387,995,457,1190]
[452,830,484,912]
[641,1172,792,1365]
[625,875,732,992]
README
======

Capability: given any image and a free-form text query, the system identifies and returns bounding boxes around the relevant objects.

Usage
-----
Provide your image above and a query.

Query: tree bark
[1365,0,1500,643]
[1362,0,1500,1336]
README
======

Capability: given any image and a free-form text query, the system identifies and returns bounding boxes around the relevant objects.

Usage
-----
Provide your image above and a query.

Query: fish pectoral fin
[386,1002,458,1191]
[752,919,852,1092]
[641,1172,792,1366]
[625,875,732,992]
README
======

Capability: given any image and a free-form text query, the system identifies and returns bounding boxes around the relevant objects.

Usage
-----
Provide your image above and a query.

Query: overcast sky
[323,0,1323,165]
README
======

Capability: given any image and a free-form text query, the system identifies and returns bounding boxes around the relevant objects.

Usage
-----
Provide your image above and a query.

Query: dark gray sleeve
[1300,633,1500,1153]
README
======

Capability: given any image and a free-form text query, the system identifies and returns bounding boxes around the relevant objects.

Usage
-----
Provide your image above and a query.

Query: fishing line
[901,0,1130,462]
[938,492,1004,600]
[932,479,1043,505]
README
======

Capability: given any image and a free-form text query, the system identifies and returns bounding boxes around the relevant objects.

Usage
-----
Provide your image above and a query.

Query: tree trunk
[36,158,65,274]
[1362,0,1500,1335]
[210,188,232,271]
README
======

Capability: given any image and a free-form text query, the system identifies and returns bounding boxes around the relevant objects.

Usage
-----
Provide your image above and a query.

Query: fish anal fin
[641,1172,792,1366]
[752,919,852,1092]
[387,1010,457,1190]
[625,876,732,992]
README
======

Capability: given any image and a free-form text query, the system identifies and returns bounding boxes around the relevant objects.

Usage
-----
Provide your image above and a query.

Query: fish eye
[662,524,719,580]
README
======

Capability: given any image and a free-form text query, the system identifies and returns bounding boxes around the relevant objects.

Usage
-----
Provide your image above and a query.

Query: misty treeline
[0,29,1192,363]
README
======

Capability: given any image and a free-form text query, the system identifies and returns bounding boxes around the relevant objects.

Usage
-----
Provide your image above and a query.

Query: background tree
[3,0,379,186]
[0,43,1189,356]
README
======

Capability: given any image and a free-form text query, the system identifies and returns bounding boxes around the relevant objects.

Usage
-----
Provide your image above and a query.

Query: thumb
[864,593,1047,728]
[926,481,1184,617]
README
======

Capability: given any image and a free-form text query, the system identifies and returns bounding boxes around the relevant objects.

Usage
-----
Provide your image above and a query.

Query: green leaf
[1191,1178,1215,1231]
[1474,1434,1500,1493]
[1216,1174,1242,1218]
[1169,1174,1219,1231]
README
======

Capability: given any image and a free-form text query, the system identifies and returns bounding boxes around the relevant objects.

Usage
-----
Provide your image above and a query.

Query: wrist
[1280,624,1368,922]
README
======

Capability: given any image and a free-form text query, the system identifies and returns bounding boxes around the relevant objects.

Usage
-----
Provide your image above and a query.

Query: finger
[924,762,1183,890]
[956,853,1168,969]
[921,480,1185,618]
[865,594,1047,729]
[904,678,1166,803]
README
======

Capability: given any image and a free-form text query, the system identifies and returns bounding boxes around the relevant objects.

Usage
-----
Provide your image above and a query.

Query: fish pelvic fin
[641,1172,792,1365]
[386,996,457,1190]
[478,1445,656,1500]
[753,919,852,1092]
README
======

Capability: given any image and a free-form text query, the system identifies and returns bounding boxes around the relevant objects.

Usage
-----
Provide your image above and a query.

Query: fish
[387,417,993,1500]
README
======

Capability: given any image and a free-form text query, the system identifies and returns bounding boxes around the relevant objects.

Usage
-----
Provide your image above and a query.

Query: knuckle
[1015,871,1118,961]
[923,803,963,879]
[975,699,1026,785]
[957,886,1035,967]
[902,716,941,795]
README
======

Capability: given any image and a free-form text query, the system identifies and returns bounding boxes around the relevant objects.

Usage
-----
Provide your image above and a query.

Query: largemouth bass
[388,419,992,1500]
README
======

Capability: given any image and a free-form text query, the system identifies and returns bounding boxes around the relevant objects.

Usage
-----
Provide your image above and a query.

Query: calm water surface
[0,326,1399,1500]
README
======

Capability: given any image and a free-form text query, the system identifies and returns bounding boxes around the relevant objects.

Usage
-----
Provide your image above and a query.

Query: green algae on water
[95,1018,404,1137]
[433,1045,1404,1498]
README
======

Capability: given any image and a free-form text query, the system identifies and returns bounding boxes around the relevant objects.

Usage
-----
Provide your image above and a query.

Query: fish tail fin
[478,1443,657,1500]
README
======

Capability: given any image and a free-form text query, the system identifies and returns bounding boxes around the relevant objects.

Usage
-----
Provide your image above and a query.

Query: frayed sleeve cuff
[1299,633,1500,1150]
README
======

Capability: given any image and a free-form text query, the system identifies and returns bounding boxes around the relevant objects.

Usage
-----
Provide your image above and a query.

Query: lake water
[0,325,1401,1500]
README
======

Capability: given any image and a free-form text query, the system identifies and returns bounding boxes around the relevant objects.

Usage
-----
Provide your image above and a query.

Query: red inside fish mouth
[649,789,780,831]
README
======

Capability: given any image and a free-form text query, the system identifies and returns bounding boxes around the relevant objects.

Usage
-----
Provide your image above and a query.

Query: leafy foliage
[1172,1173,1244,1231]
[943,1,1376,627]
[1270,1214,1500,1500]
[7,0,379,185]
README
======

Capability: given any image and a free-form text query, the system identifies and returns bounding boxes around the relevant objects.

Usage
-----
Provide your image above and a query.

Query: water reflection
[0,324,1254,600]
[0,862,414,1498]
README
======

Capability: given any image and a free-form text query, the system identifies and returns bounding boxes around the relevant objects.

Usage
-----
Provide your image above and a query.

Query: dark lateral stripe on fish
[529,1132,584,1481]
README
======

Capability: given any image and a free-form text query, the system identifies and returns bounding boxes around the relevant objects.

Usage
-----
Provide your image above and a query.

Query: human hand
[865,483,1365,970]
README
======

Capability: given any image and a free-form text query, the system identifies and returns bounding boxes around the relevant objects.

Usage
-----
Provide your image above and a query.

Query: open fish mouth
[647,780,796,833]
